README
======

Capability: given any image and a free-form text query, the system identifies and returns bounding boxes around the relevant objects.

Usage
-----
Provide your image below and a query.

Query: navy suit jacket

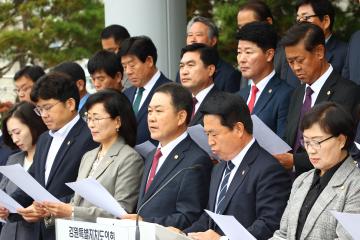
[176,58,241,93]
[342,30,360,84]
[239,75,293,137]
[275,35,348,88]
[11,118,98,240]
[184,141,291,240]
[137,135,212,229]
[189,86,221,127]
[284,72,360,176]
[124,73,171,145]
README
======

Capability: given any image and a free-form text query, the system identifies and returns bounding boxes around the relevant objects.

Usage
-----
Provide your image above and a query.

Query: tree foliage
[187,0,360,65]
[0,0,104,76]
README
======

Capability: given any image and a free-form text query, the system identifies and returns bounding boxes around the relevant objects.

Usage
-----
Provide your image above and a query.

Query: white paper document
[331,211,360,240]
[354,142,360,150]
[251,115,292,155]
[0,164,59,203]
[135,141,156,158]
[0,189,23,213]
[188,124,219,160]
[205,210,256,240]
[66,178,127,218]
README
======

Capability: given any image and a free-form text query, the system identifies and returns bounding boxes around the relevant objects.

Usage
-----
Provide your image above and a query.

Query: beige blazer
[71,137,143,221]
[271,156,360,240]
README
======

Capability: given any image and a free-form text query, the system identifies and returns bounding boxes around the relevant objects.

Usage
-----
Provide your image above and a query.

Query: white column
[104,0,186,80]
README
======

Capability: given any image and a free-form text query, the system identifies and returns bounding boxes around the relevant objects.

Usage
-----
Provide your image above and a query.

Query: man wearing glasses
[295,0,347,76]
[2,72,98,240]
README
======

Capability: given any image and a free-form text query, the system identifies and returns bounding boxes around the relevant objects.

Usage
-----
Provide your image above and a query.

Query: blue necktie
[216,161,235,214]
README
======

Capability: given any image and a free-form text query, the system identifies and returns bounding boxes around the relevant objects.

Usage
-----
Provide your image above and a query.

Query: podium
[55,218,191,240]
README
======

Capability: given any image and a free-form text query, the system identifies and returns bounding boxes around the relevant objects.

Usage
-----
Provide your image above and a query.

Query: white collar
[250,70,275,93]
[142,70,161,92]
[157,131,188,157]
[306,64,333,94]
[194,84,214,104]
[229,138,255,167]
[49,114,80,138]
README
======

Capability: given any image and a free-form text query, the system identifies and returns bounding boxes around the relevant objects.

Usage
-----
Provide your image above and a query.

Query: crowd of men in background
[0,0,360,239]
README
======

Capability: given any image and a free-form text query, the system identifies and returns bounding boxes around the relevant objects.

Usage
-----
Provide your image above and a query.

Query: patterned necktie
[133,87,145,114]
[294,86,314,152]
[248,85,259,113]
[145,148,162,192]
[191,97,198,119]
[216,161,235,214]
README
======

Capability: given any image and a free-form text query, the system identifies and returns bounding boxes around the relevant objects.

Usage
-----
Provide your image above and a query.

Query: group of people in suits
[0,0,360,240]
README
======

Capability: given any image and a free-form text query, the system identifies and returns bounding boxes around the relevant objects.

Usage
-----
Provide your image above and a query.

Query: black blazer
[124,73,171,145]
[239,75,293,137]
[137,135,212,229]
[11,118,98,240]
[342,30,360,84]
[189,86,221,127]
[284,72,360,175]
[184,141,291,240]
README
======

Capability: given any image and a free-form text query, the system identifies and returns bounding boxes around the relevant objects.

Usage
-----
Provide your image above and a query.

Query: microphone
[135,164,202,240]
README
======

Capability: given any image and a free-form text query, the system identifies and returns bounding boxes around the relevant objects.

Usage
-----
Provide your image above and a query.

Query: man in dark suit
[342,30,360,84]
[276,0,348,88]
[179,43,220,126]
[237,22,293,137]
[122,83,212,229]
[176,16,241,93]
[274,23,360,176]
[52,61,89,118]
[87,50,123,92]
[177,92,291,240]
[119,36,171,145]
[2,72,98,240]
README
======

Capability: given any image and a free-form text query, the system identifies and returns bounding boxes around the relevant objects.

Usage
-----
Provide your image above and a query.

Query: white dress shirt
[45,115,80,184]
[134,70,161,110]
[246,70,275,105]
[193,84,214,114]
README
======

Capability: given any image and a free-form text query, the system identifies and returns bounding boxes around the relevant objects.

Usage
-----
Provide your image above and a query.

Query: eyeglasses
[300,135,334,150]
[34,101,62,116]
[84,114,112,125]
[13,85,33,94]
[296,14,321,23]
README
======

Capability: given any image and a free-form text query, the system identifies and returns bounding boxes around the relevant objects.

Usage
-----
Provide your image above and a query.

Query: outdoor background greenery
[0,0,358,77]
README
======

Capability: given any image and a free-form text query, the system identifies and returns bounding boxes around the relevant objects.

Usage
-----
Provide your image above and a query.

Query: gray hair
[186,16,219,39]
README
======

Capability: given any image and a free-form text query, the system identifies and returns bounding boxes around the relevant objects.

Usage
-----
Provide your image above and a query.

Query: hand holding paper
[66,178,127,218]
[0,189,23,213]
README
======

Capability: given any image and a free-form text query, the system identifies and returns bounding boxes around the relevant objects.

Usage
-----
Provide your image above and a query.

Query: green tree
[0,0,104,76]
[187,0,360,65]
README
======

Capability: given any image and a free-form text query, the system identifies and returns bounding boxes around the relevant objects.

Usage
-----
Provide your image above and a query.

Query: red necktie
[248,85,259,113]
[145,148,162,192]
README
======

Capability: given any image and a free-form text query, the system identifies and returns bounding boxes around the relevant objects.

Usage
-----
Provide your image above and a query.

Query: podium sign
[55,219,118,240]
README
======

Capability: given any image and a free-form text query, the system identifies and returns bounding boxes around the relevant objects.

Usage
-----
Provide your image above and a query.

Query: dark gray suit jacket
[239,75,293,137]
[284,72,360,176]
[137,135,212,229]
[342,30,360,84]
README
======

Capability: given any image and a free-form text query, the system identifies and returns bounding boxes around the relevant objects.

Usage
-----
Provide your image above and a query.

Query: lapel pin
[242,170,245,175]
[327,90,331,95]
[340,185,345,190]
[174,155,179,159]
[67,141,71,145]
[268,89,272,93]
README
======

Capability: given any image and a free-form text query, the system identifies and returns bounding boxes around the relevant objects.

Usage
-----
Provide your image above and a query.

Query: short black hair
[236,21,277,52]
[154,83,193,125]
[2,101,48,149]
[296,0,335,31]
[52,61,86,86]
[100,24,130,43]
[201,92,253,134]
[30,72,80,110]
[300,102,355,150]
[85,89,137,147]
[238,0,273,22]
[87,50,124,78]
[14,65,45,83]
[119,36,158,64]
[180,43,219,68]
[280,22,325,52]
